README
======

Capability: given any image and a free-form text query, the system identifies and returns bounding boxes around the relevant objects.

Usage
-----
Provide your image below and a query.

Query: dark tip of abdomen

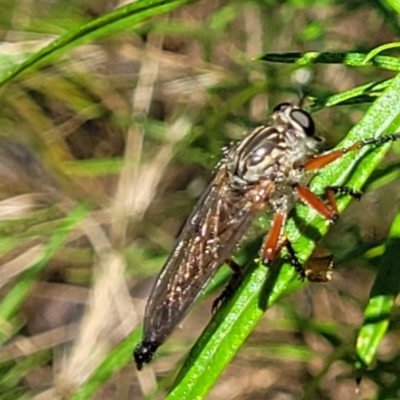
[134,341,159,370]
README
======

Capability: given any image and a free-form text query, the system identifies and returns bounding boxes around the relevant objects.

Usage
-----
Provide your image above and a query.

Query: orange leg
[295,184,362,221]
[295,185,338,221]
[325,185,362,213]
[262,186,362,273]
[304,133,400,171]
[262,209,287,264]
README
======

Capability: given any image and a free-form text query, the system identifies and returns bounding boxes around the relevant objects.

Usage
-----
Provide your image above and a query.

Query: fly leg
[324,185,362,214]
[304,133,400,172]
[284,185,361,279]
[213,206,300,310]
[295,184,362,222]
[261,208,310,277]
[294,184,338,221]
[211,259,242,313]
[285,239,334,282]
[282,237,306,279]
[261,207,288,264]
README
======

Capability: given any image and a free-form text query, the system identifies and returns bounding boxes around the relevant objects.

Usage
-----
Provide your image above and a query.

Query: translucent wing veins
[142,164,273,345]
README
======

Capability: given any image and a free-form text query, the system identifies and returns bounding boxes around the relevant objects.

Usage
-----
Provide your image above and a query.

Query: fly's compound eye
[290,109,315,137]
[273,102,291,113]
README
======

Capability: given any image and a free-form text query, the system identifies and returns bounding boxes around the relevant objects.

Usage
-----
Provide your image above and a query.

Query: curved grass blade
[306,78,393,113]
[165,73,400,400]
[257,51,400,72]
[364,42,400,63]
[356,213,400,368]
[0,0,197,87]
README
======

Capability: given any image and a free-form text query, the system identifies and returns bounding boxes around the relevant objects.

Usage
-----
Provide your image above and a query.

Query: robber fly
[134,102,400,369]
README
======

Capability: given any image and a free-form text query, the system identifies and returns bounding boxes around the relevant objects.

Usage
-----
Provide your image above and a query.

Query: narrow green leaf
[384,0,400,14]
[307,78,392,113]
[364,42,400,63]
[356,213,400,367]
[64,158,124,176]
[166,73,400,399]
[0,0,198,87]
[258,51,400,71]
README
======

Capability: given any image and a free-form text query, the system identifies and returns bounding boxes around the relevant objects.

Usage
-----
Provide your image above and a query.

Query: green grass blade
[364,42,400,63]
[0,0,197,87]
[356,213,400,368]
[166,73,400,400]
[385,0,400,14]
[257,51,400,71]
[307,78,393,112]
[64,158,124,176]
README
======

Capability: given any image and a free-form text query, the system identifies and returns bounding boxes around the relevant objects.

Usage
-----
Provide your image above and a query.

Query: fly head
[228,103,321,185]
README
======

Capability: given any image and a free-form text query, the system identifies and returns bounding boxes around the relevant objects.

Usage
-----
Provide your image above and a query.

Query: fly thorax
[227,104,321,187]
[227,126,292,185]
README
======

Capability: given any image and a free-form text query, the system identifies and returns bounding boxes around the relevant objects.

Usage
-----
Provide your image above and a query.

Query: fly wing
[142,165,267,345]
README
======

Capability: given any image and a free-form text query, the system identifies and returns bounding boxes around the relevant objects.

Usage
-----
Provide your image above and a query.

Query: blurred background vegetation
[0,0,400,399]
